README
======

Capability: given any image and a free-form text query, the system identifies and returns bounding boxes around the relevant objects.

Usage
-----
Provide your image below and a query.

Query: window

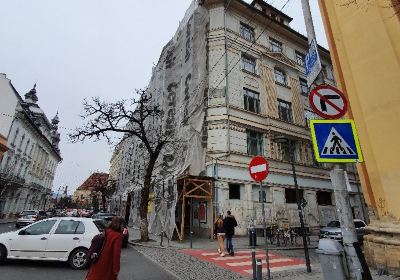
[322,64,334,80]
[240,22,255,42]
[354,221,366,228]
[277,99,292,122]
[317,191,333,205]
[295,51,305,66]
[11,128,19,146]
[247,130,263,156]
[299,78,308,95]
[327,221,340,227]
[229,184,241,200]
[305,110,318,128]
[24,220,56,235]
[242,55,256,74]
[243,88,260,113]
[274,68,287,85]
[93,220,106,232]
[278,141,291,162]
[270,38,282,52]
[55,220,85,234]
[285,189,303,204]
[253,185,268,203]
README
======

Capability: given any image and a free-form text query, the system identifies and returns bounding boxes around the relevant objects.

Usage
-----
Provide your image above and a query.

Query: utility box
[249,226,257,247]
[316,239,347,280]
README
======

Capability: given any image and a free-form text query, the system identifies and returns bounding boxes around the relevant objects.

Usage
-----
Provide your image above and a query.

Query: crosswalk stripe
[226,258,292,266]
[211,253,278,261]
[244,264,307,274]
[201,250,273,256]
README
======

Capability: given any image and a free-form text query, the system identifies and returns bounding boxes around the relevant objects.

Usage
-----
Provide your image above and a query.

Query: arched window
[274,67,287,86]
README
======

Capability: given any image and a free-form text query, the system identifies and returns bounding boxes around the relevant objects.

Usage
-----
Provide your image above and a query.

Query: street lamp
[273,135,312,273]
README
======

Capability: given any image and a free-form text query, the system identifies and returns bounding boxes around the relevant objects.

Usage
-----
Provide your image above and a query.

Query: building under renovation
[110,0,367,240]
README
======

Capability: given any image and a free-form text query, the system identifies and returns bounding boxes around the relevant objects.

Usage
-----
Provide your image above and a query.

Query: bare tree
[69,89,180,241]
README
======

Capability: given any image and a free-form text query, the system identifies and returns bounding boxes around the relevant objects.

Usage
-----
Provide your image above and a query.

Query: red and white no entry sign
[249,156,269,182]
[309,84,348,119]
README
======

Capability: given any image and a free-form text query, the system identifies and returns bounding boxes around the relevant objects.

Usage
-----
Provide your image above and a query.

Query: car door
[45,219,86,260]
[8,219,57,259]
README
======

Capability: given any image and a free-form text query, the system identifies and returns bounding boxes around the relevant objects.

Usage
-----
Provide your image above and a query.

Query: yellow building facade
[318,0,400,274]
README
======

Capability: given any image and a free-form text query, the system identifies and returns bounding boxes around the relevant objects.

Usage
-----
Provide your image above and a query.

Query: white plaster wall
[0,74,18,138]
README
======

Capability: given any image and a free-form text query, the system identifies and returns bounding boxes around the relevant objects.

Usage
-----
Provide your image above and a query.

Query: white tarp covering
[127,1,209,239]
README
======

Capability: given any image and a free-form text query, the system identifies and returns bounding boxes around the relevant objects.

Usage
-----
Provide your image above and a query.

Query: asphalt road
[0,222,176,280]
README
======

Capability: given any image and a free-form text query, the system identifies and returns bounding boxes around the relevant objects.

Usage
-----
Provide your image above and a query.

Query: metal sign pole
[259,180,270,279]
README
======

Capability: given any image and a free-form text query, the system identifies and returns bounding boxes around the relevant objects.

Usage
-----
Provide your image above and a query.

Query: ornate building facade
[111,0,366,238]
[0,74,61,218]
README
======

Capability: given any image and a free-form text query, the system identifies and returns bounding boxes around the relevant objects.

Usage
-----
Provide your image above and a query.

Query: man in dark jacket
[223,211,238,256]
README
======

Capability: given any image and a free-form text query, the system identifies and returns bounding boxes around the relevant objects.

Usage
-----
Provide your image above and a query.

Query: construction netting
[124,0,209,240]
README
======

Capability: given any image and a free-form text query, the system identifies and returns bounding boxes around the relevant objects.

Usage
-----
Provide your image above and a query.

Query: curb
[128,240,318,251]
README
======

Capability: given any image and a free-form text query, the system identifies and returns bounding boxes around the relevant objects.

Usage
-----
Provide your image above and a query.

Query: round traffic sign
[249,156,269,182]
[309,84,348,119]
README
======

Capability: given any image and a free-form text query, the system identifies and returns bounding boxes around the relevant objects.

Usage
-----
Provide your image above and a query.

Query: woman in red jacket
[86,217,124,280]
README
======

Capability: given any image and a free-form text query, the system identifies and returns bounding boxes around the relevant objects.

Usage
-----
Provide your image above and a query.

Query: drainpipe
[224,1,231,154]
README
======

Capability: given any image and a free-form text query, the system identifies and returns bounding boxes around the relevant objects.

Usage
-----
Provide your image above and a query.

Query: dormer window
[270,38,283,52]
[240,22,255,42]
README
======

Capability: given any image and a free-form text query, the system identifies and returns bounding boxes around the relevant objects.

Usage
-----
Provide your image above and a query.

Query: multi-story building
[72,172,109,210]
[0,74,62,218]
[112,0,366,238]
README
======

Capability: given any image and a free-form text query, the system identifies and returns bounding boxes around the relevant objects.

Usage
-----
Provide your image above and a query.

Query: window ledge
[240,35,255,44]
[242,69,260,78]
[275,81,291,89]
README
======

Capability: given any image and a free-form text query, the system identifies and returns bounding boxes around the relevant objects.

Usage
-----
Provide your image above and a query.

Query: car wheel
[69,248,88,270]
[0,245,7,264]
[15,224,20,229]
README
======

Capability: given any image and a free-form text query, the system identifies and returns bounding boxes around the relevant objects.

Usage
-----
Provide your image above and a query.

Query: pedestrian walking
[86,217,124,280]
[214,214,227,257]
[224,210,238,256]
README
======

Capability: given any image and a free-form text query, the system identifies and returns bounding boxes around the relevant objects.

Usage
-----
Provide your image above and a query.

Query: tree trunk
[101,194,106,212]
[139,156,157,242]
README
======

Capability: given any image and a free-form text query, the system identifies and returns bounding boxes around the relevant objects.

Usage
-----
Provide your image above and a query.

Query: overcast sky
[0,0,327,195]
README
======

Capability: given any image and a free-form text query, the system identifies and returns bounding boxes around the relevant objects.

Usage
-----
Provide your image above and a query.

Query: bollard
[190,231,193,249]
[256,258,262,280]
[160,230,164,247]
[252,248,256,280]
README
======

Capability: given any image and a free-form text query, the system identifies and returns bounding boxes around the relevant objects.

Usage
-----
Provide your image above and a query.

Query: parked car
[0,217,104,269]
[16,210,47,228]
[319,219,367,243]
[92,213,129,248]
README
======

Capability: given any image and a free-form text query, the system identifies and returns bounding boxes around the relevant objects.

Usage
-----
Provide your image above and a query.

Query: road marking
[227,258,292,266]
[244,264,307,274]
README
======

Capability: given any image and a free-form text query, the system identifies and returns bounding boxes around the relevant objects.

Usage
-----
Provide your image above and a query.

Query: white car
[0,217,104,269]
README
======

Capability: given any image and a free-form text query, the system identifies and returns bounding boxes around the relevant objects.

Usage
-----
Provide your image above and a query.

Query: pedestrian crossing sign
[310,119,363,163]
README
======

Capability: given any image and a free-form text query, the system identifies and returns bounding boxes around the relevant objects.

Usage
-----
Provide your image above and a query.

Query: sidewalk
[0,219,16,224]
[128,226,319,250]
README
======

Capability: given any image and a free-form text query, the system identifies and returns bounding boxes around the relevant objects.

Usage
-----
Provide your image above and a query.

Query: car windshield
[93,220,106,232]
[327,221,340,227]
[21,211,37,216]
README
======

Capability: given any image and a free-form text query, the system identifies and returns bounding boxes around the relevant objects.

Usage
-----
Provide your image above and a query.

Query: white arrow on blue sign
[305,39,322,87]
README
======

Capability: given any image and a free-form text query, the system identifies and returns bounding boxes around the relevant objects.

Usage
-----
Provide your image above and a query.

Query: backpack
[87,231,106,264]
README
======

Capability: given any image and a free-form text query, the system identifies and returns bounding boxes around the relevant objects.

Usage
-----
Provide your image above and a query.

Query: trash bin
[248,226,257,247]
[316,239,347,280]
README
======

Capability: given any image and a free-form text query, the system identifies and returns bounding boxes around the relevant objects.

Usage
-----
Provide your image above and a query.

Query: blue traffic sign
[310,120,363,163]
[305,39,322,87]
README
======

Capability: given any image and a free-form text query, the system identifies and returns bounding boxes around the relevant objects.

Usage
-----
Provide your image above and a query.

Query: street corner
[179,249,309,277]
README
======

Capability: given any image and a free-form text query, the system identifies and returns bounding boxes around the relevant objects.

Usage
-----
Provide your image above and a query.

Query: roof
[250,0,293,22]
[76,172,109,191]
